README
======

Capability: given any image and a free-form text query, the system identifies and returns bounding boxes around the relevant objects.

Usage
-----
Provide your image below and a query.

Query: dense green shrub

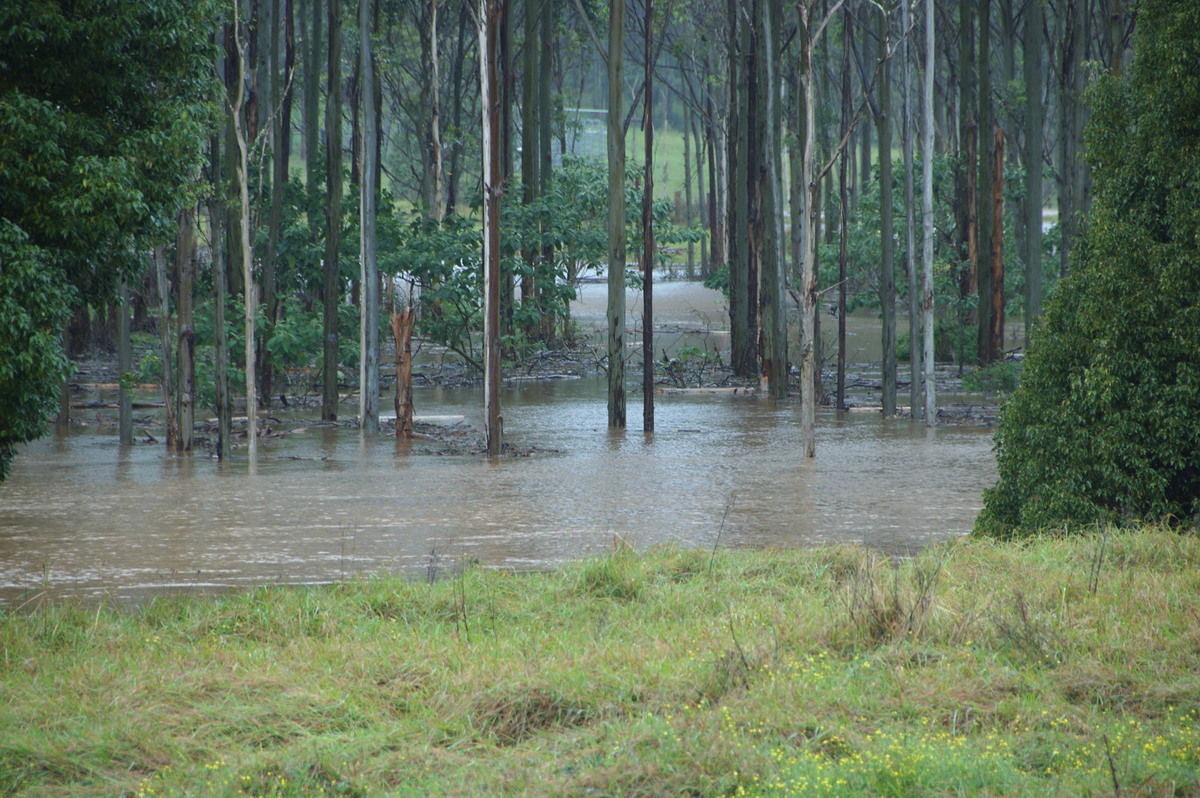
[975,0,1200,536]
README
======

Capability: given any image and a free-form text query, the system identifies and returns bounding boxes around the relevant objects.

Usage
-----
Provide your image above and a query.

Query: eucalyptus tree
[920,0,935,424]
[874,3,896,416]
[607,0,627,429]
[359,0,381,434]
[1023,0,1044,348]
[481,0,504,454]
[322,0,344,422]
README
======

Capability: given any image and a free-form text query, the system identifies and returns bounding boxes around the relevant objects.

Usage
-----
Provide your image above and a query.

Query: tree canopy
[0,0,216,477]
[975,0,1200,536]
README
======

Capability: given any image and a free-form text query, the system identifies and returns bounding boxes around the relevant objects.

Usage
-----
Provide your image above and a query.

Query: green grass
[3,528,1200,796]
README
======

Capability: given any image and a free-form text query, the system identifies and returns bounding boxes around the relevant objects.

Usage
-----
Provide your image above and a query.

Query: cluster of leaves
[976,0,1200,536]
[0,0,217,478]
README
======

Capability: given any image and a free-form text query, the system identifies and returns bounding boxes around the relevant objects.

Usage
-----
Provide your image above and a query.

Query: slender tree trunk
[118,278,133,446]
[683,102,694,278]
[359,0,379,434]
[976,0,995,365]
[304,0,322,189]
[836,8,851,411]
[877,6,896,416]
[641,0,655,432]
[921,0,936,425]
[210,45,232,458]
[989,124,1005,358]
[176,205,195,452]
[155,247,178,449]
[322,0,343,421]
[521,0,541,328]
[798,2,820,457]
[727,0,749,377]
[1024,0,1043,347]
[904,0,921,416]
[607,0,627,429]
[231,12,258,458]
[481,0,504,454]
[760,0,786,399]
[428,0,444,220]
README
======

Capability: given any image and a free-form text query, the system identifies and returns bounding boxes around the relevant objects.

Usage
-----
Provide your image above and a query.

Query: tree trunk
[836,8,850,411]
[391,309,415,438]
[904,0,922,416]
[976,0,995,366]
[921,0,936,425]
[211,43,232,458]
[641,0,655,432]
[233,34,258,458]
[154,247,178,449]
[322,0,343,421]
[989,124,1005,359]
[304,0,322,189]
[877,5,896,416]
[359,0,380,435]
[798,2,820,457]
[1023,0,1043,347]
[760,0,786,399]
[607,0,627,429]
[481,0,504,454]
[118,278,133,446]
[727,0,750,378]
[176,206,196,452]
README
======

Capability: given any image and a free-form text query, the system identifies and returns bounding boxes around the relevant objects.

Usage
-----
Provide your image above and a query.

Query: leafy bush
[976,0,1200,536]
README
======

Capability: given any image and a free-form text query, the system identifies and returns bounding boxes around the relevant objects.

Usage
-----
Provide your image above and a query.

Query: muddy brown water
[0,282,999,605]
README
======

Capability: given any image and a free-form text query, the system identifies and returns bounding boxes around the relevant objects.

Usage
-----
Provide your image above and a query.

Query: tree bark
[989,124,1005,360]
[760,0,786,399]
[118,278,133,446]
[391,309,415,438]
[836,7,851,411]
[976,0,995,366]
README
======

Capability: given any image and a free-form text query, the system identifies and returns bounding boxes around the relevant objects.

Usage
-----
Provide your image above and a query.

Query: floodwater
[0,281,998,605]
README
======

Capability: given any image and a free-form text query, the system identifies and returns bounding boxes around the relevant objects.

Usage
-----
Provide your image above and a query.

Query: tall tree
[1023,0,1044,347]
[759,0,786,400]
[641,0,655,432]
[921,0,935,424]
[876,3,896,416]
[481,0,504,455]
[976,0,996,365]
[607,0,627,429]
[230,4,258,459]
[359,0,380,434]
[903,0,921,417]
[322,0,344,422]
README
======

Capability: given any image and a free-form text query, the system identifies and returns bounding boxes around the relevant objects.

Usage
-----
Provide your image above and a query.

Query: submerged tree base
[3,526,1198,796]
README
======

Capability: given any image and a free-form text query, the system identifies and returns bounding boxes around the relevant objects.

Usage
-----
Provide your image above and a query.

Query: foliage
[3,528,1200,796]
[976,0,1200,536]
[0,0,216,478]
[962,359,1023,395]
[0,224,74,478]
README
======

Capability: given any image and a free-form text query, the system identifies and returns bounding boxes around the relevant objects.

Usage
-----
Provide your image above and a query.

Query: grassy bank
[3,528,1199,797]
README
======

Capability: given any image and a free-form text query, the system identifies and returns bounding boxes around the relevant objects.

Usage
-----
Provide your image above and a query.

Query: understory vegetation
[3,526,1198,797]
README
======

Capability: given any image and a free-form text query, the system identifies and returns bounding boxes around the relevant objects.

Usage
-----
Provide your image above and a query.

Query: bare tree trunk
[903,0,921,418]
[1024,0,1043,347]
[118,278,133,446]
[836,8,850,411]
[877,5,896,416]
[760,0,786,400]
[607,0,627,429]
[155,247,178,449]
[428,0,445,220]
[176,206,196,452]
[797,2,823,457]
[481,0,503,455]
[359,0,380,435]
[391,309,415,438]
[989,124,1005,359]
[210,48,232,458]
[233,29,258,458]
[322,0,343,421]
[921,0,936,425]
[641,0,655,432]
[976,0,995,365]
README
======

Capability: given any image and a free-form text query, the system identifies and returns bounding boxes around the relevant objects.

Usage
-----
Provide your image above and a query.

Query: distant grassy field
[3,526,1198,796]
